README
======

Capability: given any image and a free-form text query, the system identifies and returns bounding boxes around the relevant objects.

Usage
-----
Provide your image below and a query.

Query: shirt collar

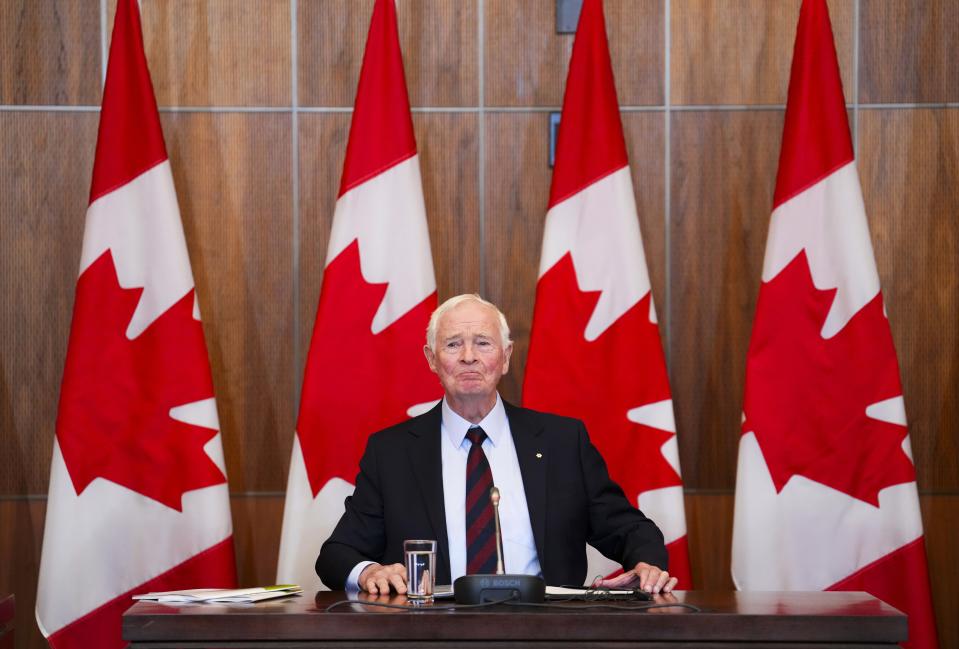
[441,393,507,449]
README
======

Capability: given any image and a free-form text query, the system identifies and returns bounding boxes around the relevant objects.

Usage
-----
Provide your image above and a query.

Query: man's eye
[477,340,491,347]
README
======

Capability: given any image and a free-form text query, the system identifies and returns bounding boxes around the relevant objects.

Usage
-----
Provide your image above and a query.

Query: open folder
[134,585,302,603]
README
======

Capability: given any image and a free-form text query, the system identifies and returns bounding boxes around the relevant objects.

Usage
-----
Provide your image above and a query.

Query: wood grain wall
[1,1,956,648]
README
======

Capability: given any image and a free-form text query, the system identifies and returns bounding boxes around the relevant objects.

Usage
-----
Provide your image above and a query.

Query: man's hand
[596,562,678,594]
[358,562,408,595]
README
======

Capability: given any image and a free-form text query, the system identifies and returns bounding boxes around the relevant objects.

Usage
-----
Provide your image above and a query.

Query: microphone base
[453,574,545,604]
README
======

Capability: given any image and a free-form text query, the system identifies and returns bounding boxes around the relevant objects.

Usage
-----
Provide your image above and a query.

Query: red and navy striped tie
[465,427,497,574]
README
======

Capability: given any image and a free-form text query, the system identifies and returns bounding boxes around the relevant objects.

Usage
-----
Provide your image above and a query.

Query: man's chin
[452,384,493,397]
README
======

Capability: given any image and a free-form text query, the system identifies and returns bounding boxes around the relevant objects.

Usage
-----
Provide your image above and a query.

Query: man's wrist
[346,560,377,591]
[357,562,381,585]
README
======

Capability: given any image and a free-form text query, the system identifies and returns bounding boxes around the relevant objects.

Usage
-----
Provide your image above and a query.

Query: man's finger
[637,565,652,591]
[388,571,407,594]
[359,564,381,593]
[652,570,670,594]
[663,577,679,593]
[598,571,633,588]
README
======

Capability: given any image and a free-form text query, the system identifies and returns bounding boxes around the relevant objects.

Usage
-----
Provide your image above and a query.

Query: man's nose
[460,342,477,363]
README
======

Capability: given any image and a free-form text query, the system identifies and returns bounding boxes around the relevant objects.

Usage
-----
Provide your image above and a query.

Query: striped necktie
[465,426,497,574]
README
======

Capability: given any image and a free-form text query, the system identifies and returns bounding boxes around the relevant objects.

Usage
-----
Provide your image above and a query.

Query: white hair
[426,294,512,351]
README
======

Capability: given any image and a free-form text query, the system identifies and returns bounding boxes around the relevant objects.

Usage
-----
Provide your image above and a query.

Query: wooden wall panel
[415,113,481,300]
[298,0,478,107]
[919,495,959,649]
[298,0,373,107]
[399,0,478,107]
[297,113,352,381]
[671,0,853,105]
[108,0,292,106]
[860,0,958,104]
[0,500,46,649]
[684,493,734,590]
[858,108,959,491]
[231,495,285,588]
[669,111,781,490]
[160,113,295,493]
[0,0,101,105]
[623,112,667,334]
[486,0,663,107]
[0,112,98,495]
[483,113,551,402]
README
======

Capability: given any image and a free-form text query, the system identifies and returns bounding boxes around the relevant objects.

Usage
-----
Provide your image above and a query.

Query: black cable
[324,594,518,613]
[505,600,702,613]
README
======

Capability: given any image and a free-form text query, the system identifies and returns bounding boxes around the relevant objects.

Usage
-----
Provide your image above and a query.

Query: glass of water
[404,539,437,602]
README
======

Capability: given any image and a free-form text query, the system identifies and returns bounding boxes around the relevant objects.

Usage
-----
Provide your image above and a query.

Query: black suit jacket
[316,401,668,589]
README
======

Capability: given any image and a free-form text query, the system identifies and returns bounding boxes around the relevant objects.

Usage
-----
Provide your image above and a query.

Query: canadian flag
[276,0,442,590]
[522,0,691,587]
[732,1,938,647]
[35,1,236,647]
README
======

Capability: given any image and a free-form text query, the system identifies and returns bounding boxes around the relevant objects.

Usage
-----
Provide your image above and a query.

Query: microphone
[453,485,545,604]
[490,487,505,575]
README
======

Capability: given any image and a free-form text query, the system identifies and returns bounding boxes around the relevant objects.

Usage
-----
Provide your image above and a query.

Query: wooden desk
[124,590,907,648]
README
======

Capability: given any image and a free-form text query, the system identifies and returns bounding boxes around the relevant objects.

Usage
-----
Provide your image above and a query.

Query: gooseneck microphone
[490,486,505,575]
[453,486,545,604]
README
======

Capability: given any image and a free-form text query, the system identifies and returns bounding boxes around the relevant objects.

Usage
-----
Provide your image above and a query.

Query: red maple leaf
[523,253,681,500]
[297,240,443,496]
[743,251,915,506]
[56,251,225,511]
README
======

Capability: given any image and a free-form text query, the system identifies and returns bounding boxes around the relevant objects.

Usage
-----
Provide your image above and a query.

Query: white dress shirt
[346,394,542,589]
[440,394,542,581]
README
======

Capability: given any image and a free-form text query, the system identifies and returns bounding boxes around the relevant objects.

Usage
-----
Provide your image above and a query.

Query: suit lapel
[406,403,451,581]
[505,402,548,568]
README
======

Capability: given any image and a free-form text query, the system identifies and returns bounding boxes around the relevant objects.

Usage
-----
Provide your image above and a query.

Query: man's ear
[424,345,438,373]
[502,343,513,373]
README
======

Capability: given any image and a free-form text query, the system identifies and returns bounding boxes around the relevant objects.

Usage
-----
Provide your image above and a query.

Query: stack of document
[134,585,302,603]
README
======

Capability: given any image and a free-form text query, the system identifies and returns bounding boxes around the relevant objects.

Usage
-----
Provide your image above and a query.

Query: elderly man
[317,294,676,595]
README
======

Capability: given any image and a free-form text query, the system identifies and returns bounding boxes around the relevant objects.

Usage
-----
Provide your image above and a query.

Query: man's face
[424,301,512,403]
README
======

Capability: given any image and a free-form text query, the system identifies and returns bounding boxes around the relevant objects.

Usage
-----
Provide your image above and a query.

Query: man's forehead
[439,320,494,333]
[437,305,499,334]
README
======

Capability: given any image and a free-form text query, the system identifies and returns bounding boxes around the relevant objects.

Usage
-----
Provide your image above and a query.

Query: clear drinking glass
[404,539,437,601]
